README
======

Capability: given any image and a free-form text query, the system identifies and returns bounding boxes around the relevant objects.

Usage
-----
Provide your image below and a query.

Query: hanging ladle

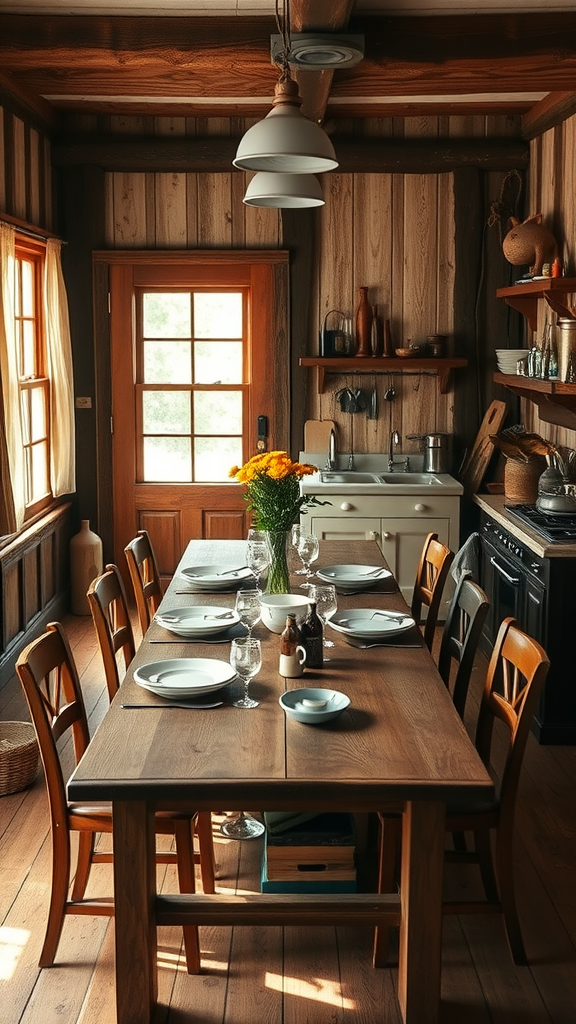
[384,374,396,401]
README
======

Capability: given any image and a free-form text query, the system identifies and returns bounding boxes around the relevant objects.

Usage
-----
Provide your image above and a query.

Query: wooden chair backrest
[15,621,90,833]
[87,563,137,701]
[410,532,455,650]
[476,617,549,817]
[124,529,162,636]
[437,574,490,719]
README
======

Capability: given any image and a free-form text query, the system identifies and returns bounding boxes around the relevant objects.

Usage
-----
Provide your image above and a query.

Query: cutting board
[460,400,507,494]
[304,419,336,453]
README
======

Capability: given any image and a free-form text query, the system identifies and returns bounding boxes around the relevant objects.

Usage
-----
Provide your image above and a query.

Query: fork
[187,566,248,578]
[160,611,234,622]
[338,610,408,626]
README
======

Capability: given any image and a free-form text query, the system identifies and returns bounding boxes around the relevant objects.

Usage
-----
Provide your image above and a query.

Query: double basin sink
[320,471,440,485]
[300,468,464,496]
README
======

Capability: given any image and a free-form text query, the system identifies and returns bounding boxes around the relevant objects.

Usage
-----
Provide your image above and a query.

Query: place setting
[149,604,249,644]
[121,656,239,709]
[315,563,396,596]
[327,607,424,648]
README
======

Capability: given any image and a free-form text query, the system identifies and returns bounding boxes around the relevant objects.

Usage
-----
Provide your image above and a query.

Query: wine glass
[235,588,261,637]
[246,539,271,592]
[230,636,262,709]
[297,532,319,588]
[309,583,338,659]
[220,809,265,841]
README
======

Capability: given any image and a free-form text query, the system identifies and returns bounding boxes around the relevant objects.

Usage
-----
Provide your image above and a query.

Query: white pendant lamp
[233,77,338,174]
[243,171,324,208]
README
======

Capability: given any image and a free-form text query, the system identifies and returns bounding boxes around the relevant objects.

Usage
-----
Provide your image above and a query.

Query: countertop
[473,493,576,559]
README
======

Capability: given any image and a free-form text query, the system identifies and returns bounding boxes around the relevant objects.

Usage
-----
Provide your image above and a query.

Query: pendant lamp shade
[243,172,324,208]
[233,78,338,174]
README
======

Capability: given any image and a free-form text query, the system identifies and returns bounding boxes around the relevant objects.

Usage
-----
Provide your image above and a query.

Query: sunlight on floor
[0,927,30,980]
[266,971,356,1009]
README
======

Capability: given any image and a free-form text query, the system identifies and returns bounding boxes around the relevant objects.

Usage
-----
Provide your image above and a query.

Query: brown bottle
[300,602,323,669]
[280,614,301,656]
[355,286,373,358]
[370,305,382,357]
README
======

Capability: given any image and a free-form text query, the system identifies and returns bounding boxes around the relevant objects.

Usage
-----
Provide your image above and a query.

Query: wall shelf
[497,278,576,332]
[299,356,468,395]
[493,371,576,430]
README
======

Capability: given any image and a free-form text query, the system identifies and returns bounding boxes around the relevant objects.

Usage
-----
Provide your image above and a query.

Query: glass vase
[265,531,291,594]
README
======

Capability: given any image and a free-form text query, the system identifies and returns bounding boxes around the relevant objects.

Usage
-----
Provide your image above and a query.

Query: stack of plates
[316,564,393,593]
[134,658,237,698]
[328,608,416,641]
[155,606,239,637]
[179,564,253,590]
[495,349,529,374]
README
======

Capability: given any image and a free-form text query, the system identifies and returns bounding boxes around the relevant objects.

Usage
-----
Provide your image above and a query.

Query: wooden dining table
[67,538,494,1024]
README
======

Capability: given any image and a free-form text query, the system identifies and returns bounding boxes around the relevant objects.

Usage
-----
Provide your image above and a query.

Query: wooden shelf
[497,278,576,332]
[493,371,576,429]
[299,356,468,394]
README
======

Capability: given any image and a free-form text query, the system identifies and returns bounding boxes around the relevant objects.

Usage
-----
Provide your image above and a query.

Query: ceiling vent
[270,34,365,71]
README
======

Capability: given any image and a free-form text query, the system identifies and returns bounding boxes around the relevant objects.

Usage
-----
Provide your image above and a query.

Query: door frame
[92,250,290,564]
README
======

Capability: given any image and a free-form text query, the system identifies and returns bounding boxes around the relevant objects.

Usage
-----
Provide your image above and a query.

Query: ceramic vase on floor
[70,520,103,615]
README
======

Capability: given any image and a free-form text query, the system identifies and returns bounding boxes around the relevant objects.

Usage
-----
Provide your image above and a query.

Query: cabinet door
[380,518,452,611]
[309,516,380,542]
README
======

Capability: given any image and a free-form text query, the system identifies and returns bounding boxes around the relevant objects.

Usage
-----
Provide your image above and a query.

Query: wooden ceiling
[1,0,576,141]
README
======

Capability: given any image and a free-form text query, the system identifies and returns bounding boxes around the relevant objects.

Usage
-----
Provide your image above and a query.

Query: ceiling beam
[522,91,576,139]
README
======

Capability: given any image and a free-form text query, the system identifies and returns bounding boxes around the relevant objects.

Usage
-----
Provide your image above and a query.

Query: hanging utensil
[367,377,378,420]
[384,374,396,401]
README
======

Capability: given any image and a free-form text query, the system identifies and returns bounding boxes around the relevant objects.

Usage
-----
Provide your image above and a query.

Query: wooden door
[109,252,289,581]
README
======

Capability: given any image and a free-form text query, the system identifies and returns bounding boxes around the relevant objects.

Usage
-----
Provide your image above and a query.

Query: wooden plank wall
[0,101,52,230]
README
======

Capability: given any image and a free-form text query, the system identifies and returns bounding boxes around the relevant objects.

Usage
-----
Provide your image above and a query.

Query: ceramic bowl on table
[279,687,350,724]
[155,606,240,637]
[259,593,310,633]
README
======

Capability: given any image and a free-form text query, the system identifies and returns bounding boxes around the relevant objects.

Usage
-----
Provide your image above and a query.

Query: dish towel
[451,531,480,583]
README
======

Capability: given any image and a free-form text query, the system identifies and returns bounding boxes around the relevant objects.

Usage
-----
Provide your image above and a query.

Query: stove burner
[505,503,576,542]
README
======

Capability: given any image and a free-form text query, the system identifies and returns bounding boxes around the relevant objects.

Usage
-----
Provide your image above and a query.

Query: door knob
[414,503,427,512]
[382,531,392,540]
[340,502,354,511]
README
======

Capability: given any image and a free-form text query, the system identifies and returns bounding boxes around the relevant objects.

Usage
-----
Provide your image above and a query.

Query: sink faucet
[348,452,356,471]
[326,427,337,471]
[388,430,400,471]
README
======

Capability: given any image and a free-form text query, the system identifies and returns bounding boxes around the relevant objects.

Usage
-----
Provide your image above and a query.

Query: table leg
[112,799,158,1024]
[397,800,445,1024]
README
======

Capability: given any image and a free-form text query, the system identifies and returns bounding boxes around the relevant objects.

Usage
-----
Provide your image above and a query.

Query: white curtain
[44,238,76,496]
[0,223,25,533]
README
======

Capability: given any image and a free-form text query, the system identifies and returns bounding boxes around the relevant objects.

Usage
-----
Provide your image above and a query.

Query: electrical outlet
[75,396,92,409]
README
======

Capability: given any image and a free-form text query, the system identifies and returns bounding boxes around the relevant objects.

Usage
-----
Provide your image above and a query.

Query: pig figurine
[502,213,559,277]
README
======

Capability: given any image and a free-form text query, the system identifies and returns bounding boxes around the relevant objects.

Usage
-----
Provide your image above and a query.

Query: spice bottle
[300,601,323,669]
[280,614,301,656]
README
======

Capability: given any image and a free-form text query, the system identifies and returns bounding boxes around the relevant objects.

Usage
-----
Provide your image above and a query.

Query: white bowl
[155,606,239,636]
[279,687,350,724]
[259,593,310,633]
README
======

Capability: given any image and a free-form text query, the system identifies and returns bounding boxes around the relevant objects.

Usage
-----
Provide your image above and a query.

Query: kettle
[407,433,450,474]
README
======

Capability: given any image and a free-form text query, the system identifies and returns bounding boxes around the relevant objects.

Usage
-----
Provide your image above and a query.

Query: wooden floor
[1,612,575,1024]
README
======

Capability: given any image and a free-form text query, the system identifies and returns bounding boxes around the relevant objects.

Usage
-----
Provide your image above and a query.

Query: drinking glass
[230,636,262,709]
[297,532,319,588]
[309,583,338,658]
[220,809,265,841]
[246,539,271,591]
[235,588,261,637]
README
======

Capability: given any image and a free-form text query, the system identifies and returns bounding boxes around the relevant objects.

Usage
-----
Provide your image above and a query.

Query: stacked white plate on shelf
[316,564,393,593]
[179,564,253,590]
[155,606,239,637]
[134,658,237,698]
[328,608,416,641]
[495,349,529,374]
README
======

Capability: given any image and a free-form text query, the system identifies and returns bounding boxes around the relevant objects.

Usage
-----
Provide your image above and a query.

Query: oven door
[480,533,526,649]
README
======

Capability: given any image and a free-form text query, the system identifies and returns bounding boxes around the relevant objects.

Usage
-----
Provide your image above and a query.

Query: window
[14,237,51,514]
[136,288,247,483]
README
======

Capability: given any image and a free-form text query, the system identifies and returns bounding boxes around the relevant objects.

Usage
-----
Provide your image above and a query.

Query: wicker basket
[0,722,39,797]
[504,456,546,504]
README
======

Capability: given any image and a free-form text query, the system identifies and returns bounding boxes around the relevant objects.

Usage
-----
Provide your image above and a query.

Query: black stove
[504,503,576,542]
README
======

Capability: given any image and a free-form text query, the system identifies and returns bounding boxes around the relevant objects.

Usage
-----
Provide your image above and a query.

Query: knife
[121,701,224,709]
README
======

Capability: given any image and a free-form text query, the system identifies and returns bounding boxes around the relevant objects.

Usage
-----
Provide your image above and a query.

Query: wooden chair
[86,565,216,895]
[410,532,455,651]
[437,573,490,720]
[374,617,550,968]
[124,529,162,637]
[15,621,206,972]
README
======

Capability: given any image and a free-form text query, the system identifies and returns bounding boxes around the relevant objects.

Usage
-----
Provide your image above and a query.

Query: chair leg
[495,827,527,965]
[373,814,401,968]
[474,828,499,903]
[195,812,216,894]
[451,830,468,853]
[173,820,201,974]
[39,824,72,967]
[71,831,96,901]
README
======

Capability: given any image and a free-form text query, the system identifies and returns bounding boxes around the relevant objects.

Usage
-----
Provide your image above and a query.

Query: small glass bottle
[300,602,323,669]
[548,325,559,379]
[280,614,301,656]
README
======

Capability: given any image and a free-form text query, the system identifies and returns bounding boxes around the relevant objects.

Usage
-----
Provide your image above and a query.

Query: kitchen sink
[320,471,380,484]
[379,473,443,485]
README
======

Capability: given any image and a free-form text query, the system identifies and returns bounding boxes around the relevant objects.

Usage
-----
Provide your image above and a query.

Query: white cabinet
[307,492,460,613]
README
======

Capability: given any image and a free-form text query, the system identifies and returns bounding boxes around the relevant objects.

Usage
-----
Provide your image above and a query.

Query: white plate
[179,564,253,589]
[328,608,415,638]
[317,564,393,591]
[279,687,350,724]
[134,658,237,697]
[155,606,240,636]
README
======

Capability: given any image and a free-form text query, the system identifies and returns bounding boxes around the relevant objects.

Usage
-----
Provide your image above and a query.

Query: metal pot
[536,491,576,513]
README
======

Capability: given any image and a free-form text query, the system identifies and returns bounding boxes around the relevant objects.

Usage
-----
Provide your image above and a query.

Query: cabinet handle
[340,502,354,511]
[382,531,392,540]
[366,530,379,541]
[414,503,427,512]
[490,556,519,586]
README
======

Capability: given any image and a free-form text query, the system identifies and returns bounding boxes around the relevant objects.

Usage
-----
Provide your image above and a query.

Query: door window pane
[194,293,242,338]
[194,391,243,435]
[143,391,191,434]
[194,342,242,384]
[194,437,243,482]
[143,293,191,338]
[144,341,192,384]
[143,436,191,481]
